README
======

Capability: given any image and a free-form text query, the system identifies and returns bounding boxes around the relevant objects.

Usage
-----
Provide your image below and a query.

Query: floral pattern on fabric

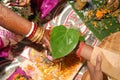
[7,67,32,80]
[0,36,10,58]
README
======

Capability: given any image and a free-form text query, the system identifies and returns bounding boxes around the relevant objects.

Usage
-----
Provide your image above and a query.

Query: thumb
[95,55,102,71]
[87,61,95,74]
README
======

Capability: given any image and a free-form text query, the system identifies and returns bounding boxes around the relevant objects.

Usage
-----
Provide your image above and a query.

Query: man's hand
[87,55,108,80]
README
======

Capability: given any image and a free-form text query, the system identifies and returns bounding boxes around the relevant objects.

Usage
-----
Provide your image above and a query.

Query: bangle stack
[26,22,45,44]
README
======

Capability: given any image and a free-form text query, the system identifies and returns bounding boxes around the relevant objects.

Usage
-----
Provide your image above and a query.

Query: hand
[8,0,30,7]
[87,55,108,80]
[41,29,53,61]
[41,29,51,52]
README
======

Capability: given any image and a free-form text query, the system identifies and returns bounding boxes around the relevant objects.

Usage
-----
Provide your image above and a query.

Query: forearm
[0,4,31,36]
[81,44,93,60]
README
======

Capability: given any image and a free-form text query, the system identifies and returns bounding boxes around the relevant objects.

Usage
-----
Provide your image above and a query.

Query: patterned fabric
[7,67,32,80]
[0,26,23,58]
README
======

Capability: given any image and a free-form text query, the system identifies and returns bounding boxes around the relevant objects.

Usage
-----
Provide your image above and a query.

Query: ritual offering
[2,0,120,80]
[19,25,84,80]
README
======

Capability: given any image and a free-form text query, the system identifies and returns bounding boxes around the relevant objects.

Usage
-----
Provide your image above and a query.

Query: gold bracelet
[30,27,40,42]
[30,27,45,44]
[36,27,45,44]
[31,27,41,42]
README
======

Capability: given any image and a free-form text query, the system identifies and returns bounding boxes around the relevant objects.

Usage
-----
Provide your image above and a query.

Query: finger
[87,61,95,80]
[9,0,29,7]
[18,2,27,7]
[42,36,51,51]
[95,55,102,71]
[8,2,18,6]
[87,61,95,74]
[44,50,53,61]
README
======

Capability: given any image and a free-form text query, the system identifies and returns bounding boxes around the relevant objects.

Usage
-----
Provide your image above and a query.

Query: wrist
[81,44,93,61]
[26,22,45,44]
[76,42,85,57]
[76,42,85,61]
[76,42,93,61]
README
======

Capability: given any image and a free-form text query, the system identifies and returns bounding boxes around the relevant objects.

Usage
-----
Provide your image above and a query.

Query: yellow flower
[19,77,26,80]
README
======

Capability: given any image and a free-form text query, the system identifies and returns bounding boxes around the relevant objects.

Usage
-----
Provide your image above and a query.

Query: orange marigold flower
[27,64,35,71]
[95,10,104,19]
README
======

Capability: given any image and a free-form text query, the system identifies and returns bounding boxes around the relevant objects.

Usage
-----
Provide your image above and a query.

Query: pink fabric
[0,27,23,59]
[32,0,58,18]
[0,44,10,58]
[7,67,31,80]
[0,37,10,58]
[0,37,4,49]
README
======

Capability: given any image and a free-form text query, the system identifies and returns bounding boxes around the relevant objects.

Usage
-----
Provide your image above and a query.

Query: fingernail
[42,44,46,47]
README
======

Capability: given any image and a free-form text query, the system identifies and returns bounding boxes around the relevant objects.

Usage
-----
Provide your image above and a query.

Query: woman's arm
[0,4,31,36]
[0,4,49,46]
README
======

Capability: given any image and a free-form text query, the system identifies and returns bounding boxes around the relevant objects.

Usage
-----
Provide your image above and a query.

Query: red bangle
[76,42,85,58]
[27,23,37,39]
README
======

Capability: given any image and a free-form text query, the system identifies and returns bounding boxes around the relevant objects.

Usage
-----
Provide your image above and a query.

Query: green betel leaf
[50,25,80,60]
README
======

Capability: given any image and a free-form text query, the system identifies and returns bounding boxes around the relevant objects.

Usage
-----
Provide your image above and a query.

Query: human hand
[41,29,51,52]
[8,0,30,7]
[87,55,108,80]
[76,42,93,61]
[41,29,54,61]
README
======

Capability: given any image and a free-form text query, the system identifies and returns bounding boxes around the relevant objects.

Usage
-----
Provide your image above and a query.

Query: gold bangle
[36,27,45,44]
[34,27,43,43]
[30,27,40,42]
[29,27,45,44]
[31,27,42,42]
